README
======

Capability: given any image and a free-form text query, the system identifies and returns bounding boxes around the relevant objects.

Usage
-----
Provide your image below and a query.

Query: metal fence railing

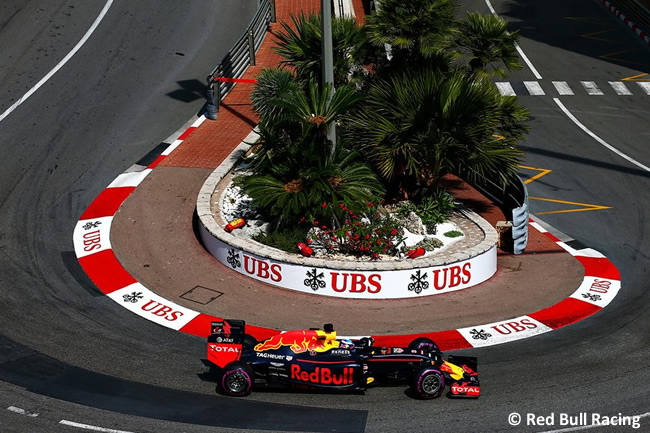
[205,0,276,119]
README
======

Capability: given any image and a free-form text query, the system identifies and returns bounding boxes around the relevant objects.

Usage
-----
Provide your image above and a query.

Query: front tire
[410,367,445,399]
[219,361,254,397]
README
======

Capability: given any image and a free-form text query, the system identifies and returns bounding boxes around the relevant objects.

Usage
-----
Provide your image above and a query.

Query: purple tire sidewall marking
[222,367,252,396]
[416,369,445,398]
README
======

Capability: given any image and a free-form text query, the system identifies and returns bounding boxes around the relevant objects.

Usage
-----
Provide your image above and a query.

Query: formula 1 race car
[206,319,480,399]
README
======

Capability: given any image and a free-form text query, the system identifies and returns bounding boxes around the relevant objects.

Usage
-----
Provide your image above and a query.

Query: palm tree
[364,0,457,72]
[241,78,383,225]
[456,12,522,78]
[345,69,529,198]
[273,12,369,87]
[250,67,300,124]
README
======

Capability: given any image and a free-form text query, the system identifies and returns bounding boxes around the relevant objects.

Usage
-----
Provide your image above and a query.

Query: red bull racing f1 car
[206,320,480,399]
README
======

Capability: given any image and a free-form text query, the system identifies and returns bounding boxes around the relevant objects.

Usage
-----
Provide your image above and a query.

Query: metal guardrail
[205,0,276,119]
[466,170,529,254]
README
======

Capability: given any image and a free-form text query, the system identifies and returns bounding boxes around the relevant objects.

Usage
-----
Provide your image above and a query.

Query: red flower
[365,234,370,239]
[313,220,319,225]
[322,225,327,229]
[390,228,398,236]
[322,202,327,208]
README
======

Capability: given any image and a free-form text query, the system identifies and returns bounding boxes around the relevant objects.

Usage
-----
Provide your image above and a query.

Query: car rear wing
[208,319,246,344]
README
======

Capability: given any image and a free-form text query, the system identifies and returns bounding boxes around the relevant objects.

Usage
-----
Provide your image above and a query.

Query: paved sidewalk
[109,0,585,336]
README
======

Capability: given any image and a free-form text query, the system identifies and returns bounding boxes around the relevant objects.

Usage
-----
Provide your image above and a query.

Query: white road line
[484,0,543,79]
[609,81,632,95]
[7,406,38,417]
[581,81,604,95]
[0,0,114,124]
[59,420,135,433]
[636,82,650,95]
[554,98,650,172]
[552,81,574,95]
[537,411,650,433]
[524,81,545,95]
[496,82,516,96]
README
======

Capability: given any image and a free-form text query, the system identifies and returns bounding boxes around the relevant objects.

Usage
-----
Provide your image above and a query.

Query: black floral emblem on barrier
[82,221,102,230]
[582,293,602,302]
[227,249,241,269]
[408,270,429,294]
[469,328,492,340]
[304,268,326,291]
[123,292,143,303]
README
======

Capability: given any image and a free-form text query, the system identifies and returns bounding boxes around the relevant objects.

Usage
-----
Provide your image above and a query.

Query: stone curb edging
[601,0,650,46]
[72,116,622,351]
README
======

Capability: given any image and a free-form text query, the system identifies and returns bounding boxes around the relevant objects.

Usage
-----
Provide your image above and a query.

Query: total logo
[210,345,240,353]
[290,365,355,385]
[451,384,480,396]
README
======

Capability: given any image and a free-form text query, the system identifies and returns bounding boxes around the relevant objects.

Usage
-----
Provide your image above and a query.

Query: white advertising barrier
[200,225,497,300]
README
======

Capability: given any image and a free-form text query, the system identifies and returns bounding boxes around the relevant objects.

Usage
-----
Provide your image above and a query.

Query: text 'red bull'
[291,365,354,385]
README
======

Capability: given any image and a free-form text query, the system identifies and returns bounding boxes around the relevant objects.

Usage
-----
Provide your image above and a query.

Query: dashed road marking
[496,82,516,96]
[552,81,574,95]
[609,81,632,95]
[7,406,38,417]
[59,420,135,433]
[524,81,545,95]
[581,81,604,95]
[637,82,650,95]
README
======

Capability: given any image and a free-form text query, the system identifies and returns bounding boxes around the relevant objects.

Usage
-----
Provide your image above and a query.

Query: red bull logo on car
[291,365,355,385]
[254,330,338,354]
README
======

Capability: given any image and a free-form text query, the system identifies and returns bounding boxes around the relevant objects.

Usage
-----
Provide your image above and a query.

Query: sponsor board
[108,283,199,330]
[73,217,113,258]
[457,315,552,348]
[200,225,496,299]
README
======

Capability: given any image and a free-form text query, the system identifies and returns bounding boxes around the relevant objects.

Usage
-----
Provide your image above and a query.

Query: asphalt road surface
[1,0,649,432]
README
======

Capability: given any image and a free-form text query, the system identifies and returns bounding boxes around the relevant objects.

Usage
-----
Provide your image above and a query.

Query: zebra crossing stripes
[552,81,574,95]
[495,82,516,96]
[581,81,604,95]
[609,81,632,95]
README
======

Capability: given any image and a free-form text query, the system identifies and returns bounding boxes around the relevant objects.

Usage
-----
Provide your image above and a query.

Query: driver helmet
[339,338,355,350]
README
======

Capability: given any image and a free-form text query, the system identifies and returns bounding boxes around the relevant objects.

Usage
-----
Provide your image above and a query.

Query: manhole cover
[180,286,223,305]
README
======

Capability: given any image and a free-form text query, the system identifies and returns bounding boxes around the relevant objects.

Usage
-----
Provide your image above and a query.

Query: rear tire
[243,334,258,348]
[407,337,440,354]
[219,361,254,397]
[410,367,445,399]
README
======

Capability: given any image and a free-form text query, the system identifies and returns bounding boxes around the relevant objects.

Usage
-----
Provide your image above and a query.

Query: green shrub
[253,226,310,253]
[444,230,463,238]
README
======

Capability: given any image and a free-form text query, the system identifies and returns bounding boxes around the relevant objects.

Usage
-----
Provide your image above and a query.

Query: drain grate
[180,286,224,305]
